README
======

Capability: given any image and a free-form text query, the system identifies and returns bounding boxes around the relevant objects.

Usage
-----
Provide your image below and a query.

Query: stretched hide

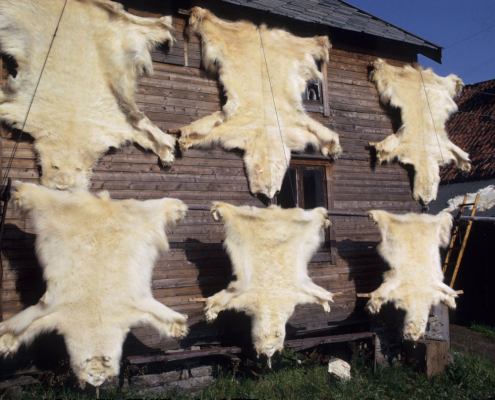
[0,0,176,189]
[370,59,470,204]
[1,182,188,387]
[206,202,334,363]
[445,185,495,212]
[366,210,457,341]
[176,7,341,198]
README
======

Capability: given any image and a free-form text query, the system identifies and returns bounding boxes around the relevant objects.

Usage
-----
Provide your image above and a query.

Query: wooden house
[0,0,449,376]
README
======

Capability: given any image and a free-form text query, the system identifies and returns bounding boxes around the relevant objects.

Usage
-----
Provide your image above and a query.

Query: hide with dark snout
[176,7,342,199]
[366,210,457,341]
[205,202,335,363]
[0,182,188,387]
[370,59,470,205]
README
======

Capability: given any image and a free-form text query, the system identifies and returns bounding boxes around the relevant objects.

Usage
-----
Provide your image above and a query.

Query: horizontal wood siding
[0,9,418,371]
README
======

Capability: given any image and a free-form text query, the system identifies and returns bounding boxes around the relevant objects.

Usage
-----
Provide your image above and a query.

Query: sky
[346,0,495,85]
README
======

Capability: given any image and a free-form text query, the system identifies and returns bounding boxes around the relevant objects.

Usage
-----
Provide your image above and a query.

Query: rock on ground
[328,358,351,381]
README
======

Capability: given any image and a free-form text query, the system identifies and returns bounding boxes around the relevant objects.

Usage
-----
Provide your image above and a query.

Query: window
[302,80,321,102]
[275,161,335,258]
[276,165,326,210]
[302,61,330,116]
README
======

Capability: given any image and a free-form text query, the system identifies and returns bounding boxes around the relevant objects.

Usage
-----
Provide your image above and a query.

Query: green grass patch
[197,350,495,400]
[470,322,495,340]
[12,349,495,399]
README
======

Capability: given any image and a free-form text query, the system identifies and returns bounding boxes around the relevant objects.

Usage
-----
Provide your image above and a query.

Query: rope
[1,0,68,194]
[258,28,297,206]
[418,69,457,211]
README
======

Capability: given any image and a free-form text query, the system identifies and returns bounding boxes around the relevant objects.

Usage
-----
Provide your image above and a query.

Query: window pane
[302,80,321,101]
[277,169,297,208]
[303,169,324,209]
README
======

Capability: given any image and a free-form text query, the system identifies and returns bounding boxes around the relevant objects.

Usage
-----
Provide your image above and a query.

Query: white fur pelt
[176,7,342,198]
[366,210,457,341]
[445,185,495,212]
[206,202,334,363]
[0,182,188,387]
[370,59,471,205]
[0,0,176,189]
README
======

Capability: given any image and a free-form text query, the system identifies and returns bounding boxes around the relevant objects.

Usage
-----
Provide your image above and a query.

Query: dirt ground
[450,324,495,364]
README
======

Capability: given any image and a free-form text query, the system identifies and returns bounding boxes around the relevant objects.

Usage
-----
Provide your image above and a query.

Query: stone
[128,363,216,396]
[99,377,129,392]
[136,385,169,396]
[2,386,23,400]
[0,376,40,390]
[328,358,351,381]
[190,365,213,378]
[134,374,215,396]
[130,370,181,389]
[165,376,214,395]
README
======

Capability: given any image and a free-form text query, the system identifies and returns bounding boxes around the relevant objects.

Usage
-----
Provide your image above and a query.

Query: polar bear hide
[176,7,342,198]
[0,0,176,189]
[366,210,457,341]
[0,182,188,387]
[370,59,470,204]
[206,202,335,364]
[445,185,495,212]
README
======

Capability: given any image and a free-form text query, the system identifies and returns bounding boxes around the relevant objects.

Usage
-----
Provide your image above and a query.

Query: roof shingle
[219,0,441,56]
[443,80,495,182]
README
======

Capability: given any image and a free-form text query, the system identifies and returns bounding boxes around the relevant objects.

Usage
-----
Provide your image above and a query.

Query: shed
[428,79,495,324]
[0,0,450,377]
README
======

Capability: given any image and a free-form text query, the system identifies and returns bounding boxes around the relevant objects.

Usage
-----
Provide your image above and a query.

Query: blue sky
[346,0,495,85]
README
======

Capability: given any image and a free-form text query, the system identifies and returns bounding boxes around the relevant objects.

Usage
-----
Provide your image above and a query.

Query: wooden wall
[0,6,419,372]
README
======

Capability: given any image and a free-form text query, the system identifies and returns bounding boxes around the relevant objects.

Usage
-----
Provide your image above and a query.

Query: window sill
[291,153,333,161]
[303,101,325,113]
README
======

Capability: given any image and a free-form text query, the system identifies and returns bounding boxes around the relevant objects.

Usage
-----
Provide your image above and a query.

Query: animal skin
[206,202,335,364]
[0,182,188,387]
[0,0,176,189]
[445,185,495,212]
[175,7,342,198]
[366,210,457,341]
[370,59,471,205]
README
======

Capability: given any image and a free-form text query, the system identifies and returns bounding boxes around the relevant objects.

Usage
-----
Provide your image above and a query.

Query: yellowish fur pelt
[0,182,188,387]
[206,202,335,364]
[370,59,470,205]
[366,210,457,341]
[0,0,176,190]
[176,7,342,198]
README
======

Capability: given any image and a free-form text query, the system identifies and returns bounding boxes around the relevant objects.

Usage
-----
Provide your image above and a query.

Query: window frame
[274,157,337,264]
[302,61,330,117]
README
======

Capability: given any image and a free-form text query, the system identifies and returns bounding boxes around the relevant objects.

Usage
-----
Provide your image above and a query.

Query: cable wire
[459,56,495,79]
[470,90,495,96]
[444,22,495,50]
[1,0,68,194]
[258,28,297,207]
[418,69,457,210]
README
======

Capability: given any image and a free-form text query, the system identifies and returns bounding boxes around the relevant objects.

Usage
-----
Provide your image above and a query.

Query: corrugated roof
[442,79,495,182]
[219,0,441,57]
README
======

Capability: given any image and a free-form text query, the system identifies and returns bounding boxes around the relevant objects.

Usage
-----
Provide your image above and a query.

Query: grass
[10,349,495,399]
[196,349,495,400]
[470,322,495,341]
